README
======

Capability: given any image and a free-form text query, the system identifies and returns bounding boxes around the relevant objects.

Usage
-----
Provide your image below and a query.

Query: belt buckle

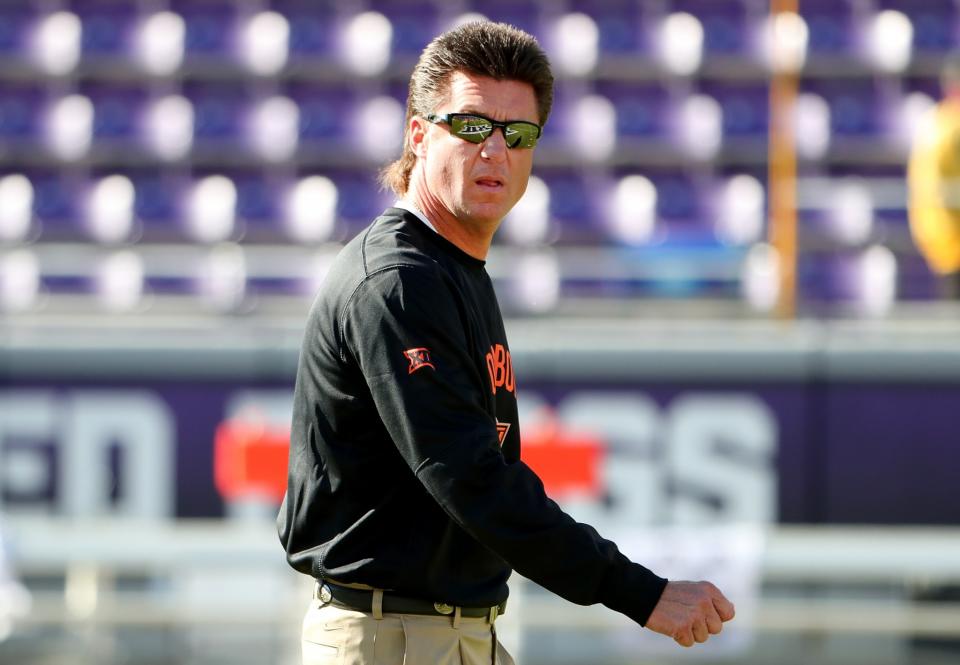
[318,583,333,605]
[433,602,454,615]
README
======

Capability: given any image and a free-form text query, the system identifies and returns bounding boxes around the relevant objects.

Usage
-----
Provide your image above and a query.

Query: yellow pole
[768,0,799,319]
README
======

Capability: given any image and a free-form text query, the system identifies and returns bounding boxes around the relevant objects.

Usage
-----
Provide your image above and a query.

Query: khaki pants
[302,598,516,665]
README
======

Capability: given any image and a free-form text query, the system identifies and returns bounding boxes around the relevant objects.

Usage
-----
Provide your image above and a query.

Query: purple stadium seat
[29,171,80,241]
[143,274,193,297]
[479,0,542,38]
[185,83,248,143]
[0,85,43,143]
[568,0,650,55]
[276,0,336,58]
[798,250,883,308]
[670,0,756,56]
[645,172,714,245]
[877,0,958,53]
[797,252,837,308]
[700,82,768,137]
[131,171,188,242]
[43,274,91,295]
[247,274,307,298]
[897,254,941,300]
[83,84,146,142]
[77,2,137,57]
[594,82,669,137]
[807,81,879,137]
[525,169,600,246]
[801,0,859,55]
[370,0,442,56]
[230,171,284,242]
[325,169,392,234]
[175,0,238,58]
[0,6,34,58]
[287,83,352,144]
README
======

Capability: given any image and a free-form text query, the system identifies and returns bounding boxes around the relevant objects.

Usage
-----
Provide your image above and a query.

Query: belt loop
[452,605,462,629]
[372,589,384,620]
[487,604,498,624]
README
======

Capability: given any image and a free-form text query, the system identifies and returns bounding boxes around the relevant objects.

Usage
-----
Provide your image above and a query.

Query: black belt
[317,581,506,619]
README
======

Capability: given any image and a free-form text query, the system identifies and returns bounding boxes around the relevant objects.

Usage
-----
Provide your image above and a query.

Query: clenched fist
[645,581,735,647]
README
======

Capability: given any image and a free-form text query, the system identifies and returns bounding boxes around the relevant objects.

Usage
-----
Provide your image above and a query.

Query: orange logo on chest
[485,343,515,395]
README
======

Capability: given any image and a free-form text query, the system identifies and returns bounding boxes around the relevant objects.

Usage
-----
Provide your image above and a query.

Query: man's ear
[410,116,428,159]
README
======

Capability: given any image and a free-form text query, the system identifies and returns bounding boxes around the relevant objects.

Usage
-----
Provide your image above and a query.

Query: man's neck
[403,185,494,261]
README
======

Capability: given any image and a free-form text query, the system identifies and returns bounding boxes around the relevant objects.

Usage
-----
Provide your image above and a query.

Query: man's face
[413,71,539,233]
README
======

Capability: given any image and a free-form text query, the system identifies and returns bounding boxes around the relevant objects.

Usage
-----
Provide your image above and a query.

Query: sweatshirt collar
[394,199,438,234]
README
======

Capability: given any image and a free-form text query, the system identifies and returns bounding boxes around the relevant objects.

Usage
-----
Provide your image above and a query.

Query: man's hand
[645,581,735,647]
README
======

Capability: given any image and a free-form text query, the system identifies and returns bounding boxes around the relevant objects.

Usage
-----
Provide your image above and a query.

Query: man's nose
[480,127,508,161]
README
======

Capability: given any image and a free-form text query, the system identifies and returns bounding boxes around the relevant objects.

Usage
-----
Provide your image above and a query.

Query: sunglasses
[425,112,542,149]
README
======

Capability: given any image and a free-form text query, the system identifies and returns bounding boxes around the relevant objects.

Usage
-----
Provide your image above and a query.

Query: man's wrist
[599,561,668,626]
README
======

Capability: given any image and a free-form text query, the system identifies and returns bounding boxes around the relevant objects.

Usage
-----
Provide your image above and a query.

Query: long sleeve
[340,265,667,625]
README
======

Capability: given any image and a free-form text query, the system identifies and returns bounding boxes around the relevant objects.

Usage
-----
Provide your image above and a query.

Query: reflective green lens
[450,115,493,143]
[503,123,540,148]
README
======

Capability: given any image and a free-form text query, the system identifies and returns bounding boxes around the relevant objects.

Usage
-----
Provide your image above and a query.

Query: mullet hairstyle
[379,21,554,196]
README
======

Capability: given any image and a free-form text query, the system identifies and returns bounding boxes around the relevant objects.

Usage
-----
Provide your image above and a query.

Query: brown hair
[379,21,554,196]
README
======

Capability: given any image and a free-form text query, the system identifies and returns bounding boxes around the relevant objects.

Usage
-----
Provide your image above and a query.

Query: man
[279,21,734,665]
[909,52,960,299]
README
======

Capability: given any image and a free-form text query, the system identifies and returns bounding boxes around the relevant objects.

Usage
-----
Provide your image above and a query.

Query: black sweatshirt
[277,207,667,625]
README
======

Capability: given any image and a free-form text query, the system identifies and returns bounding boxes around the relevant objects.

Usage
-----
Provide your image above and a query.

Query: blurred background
[2,0,960,664]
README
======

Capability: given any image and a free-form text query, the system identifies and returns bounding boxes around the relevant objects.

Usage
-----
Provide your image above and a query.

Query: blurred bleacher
[0,0,955,320]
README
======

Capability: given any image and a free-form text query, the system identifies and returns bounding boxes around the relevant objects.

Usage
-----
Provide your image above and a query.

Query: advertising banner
[1,377,956,525]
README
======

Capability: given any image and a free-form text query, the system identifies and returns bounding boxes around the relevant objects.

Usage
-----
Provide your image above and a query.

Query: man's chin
[481,191,521,212]
[458,200,512,226]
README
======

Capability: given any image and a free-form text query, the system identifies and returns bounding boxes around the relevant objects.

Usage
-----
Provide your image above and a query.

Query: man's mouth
[475,177,504,189]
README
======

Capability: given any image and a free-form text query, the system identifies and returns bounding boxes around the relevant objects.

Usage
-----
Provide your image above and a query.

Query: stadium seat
[810,82,878,137]
[372,0,441,55]
[647,172,716,245]
[534,169,599,245]
[289,84,350,142]
[279,0,335,58]
[186,85,248,146]
[132,171,183,240]
[595,82,669,138]
[801,0,857,55]
[86,85,145,142]
[0,85,41,143]
[671,0,755,56]
[30,171,79,240]
[568,0,649,56]
[701,82,769,138]
[233,171,280,240]
[479,0,542,36]
[78,4,136,56]
[326,169,392,232]
[179,1,238,58]
[0,7,32,57]
[878,0,957,53]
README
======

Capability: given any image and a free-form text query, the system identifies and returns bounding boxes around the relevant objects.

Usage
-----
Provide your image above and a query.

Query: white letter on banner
[559,393,663,525]
[0,392,58,512]
[60,392,175,518]
[666,394,777,524]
